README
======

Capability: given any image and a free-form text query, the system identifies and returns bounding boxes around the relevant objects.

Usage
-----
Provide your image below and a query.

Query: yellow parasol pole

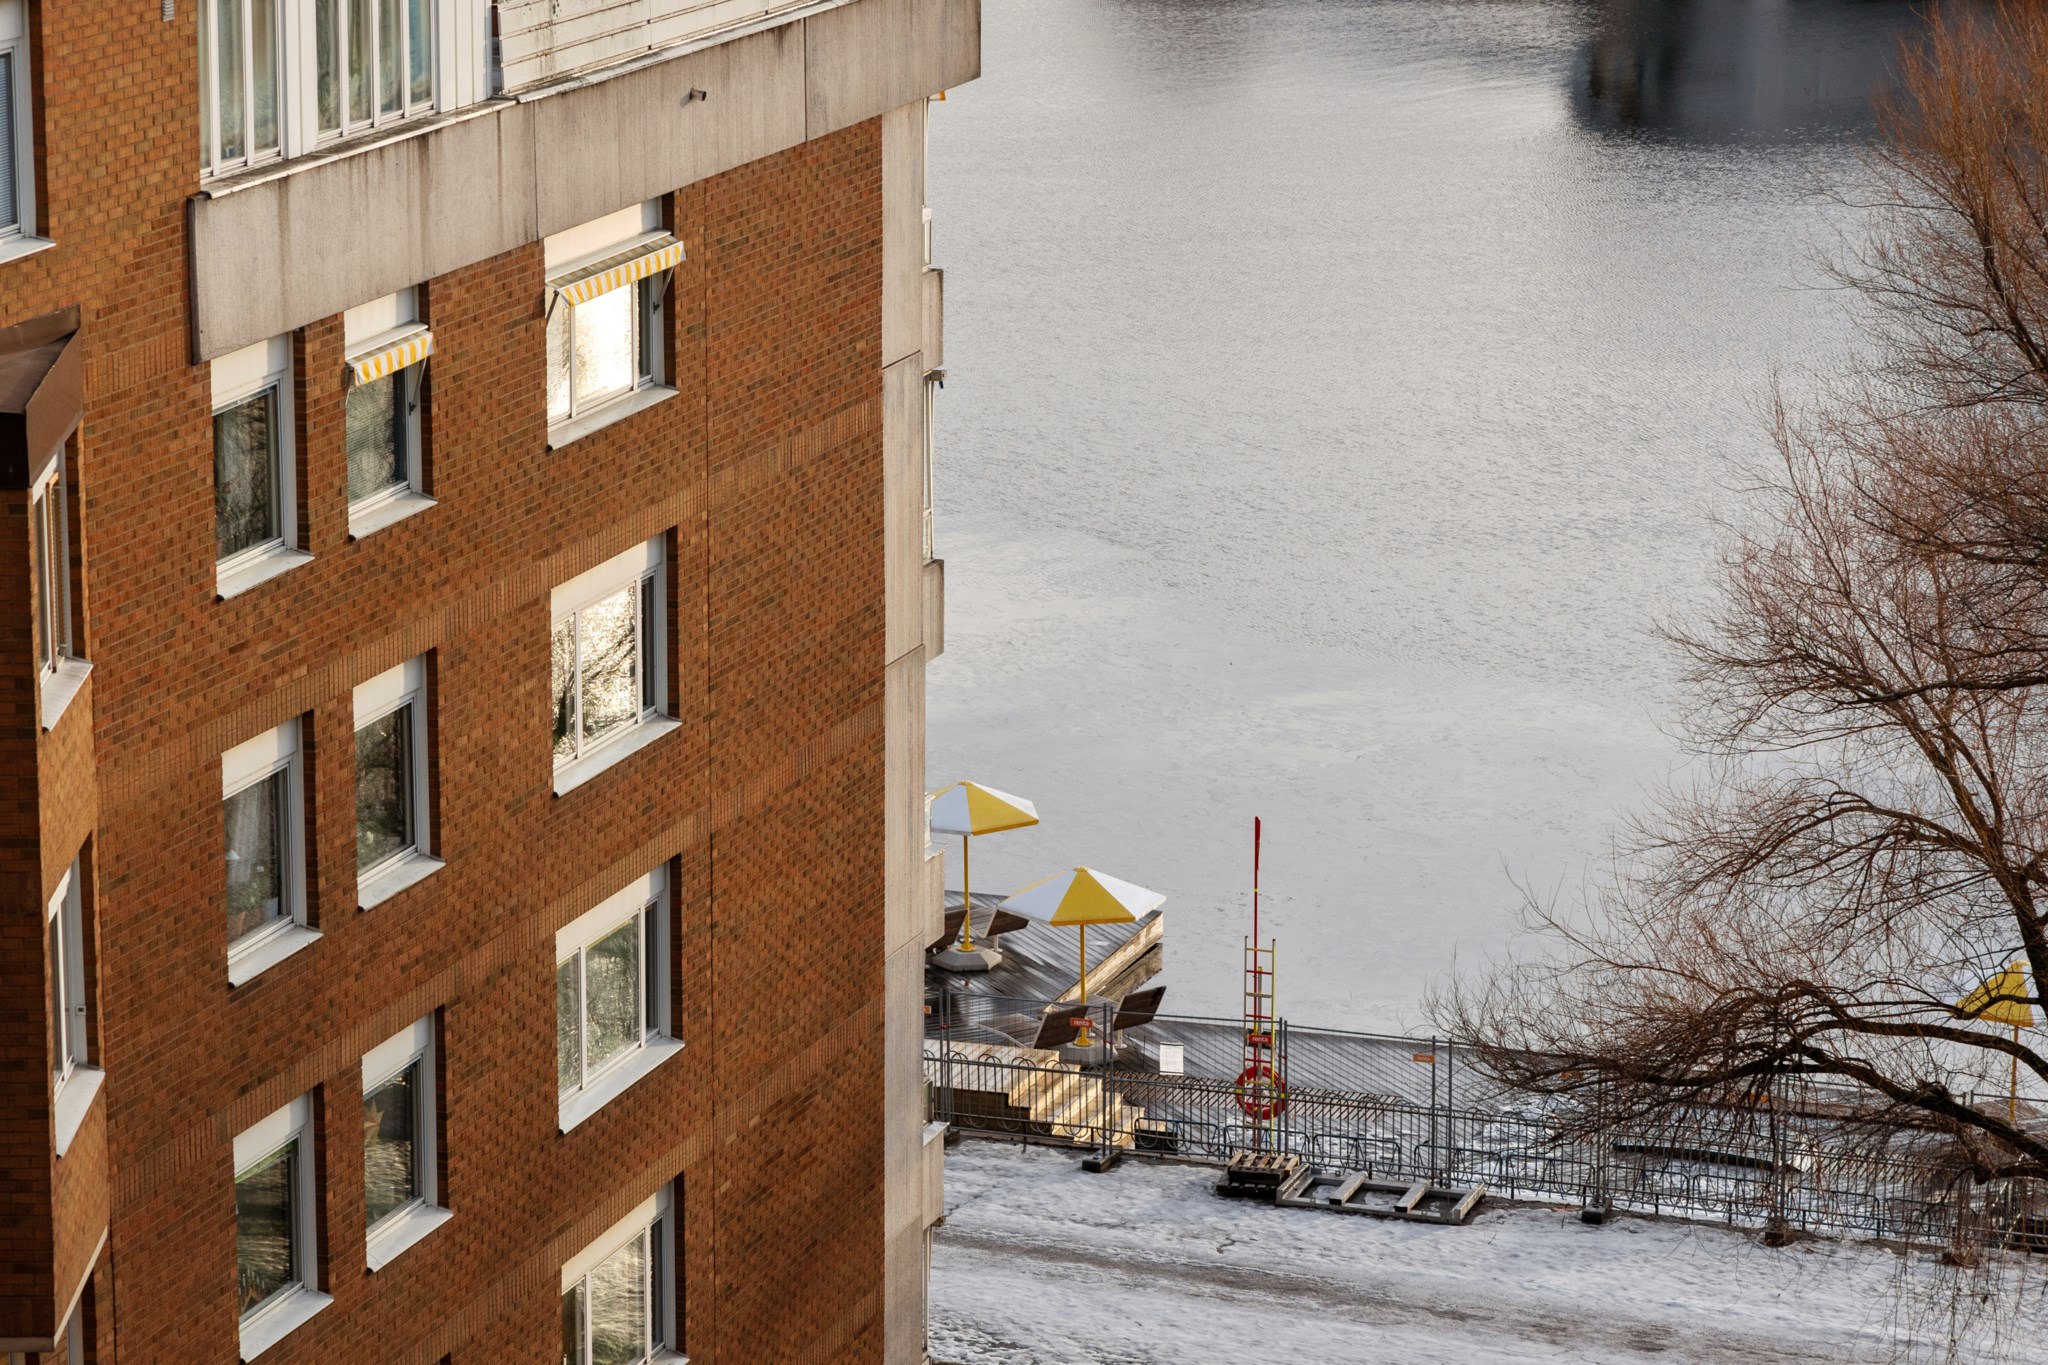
[958,833,974,951]
[1075,922,1092,1046]
[2014,1021,2021,1127]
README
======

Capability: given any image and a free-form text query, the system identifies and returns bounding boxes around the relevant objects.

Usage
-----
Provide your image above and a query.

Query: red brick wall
[0,0,895,1347]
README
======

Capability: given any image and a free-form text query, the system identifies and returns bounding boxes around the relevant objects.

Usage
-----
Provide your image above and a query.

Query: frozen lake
[925,0,1931,1030]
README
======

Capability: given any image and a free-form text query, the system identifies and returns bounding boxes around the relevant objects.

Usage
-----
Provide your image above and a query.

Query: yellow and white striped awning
[347,327,434,387]
[549,233,685,309]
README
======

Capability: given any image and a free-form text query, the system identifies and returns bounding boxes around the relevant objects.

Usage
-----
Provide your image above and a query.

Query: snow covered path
[930,1141,2008,1364]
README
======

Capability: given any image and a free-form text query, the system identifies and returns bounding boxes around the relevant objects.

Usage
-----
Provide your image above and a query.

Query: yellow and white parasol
[1001,867,1165,1044]
[928,781,1039,954]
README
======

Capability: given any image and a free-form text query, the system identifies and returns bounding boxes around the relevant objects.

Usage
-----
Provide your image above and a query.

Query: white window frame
[223,719,318,986]
[543,203,674,444]
[198,0,290,178]
[550,536,676,795]
[559,1185,682,1365]
[48,858,102,1157]
[306,0,436,146]
[352,656,443,908]
[555,865,679,1133]
[0,0,36,245]
[30,449,90,729]
[343,288,435,536]
[213,336,310,598]
[233,1094,332,1360]
[361,1014,452,1270]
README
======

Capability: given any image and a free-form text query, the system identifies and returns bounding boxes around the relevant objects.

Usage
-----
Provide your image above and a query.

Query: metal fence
[923,990,2042,1249]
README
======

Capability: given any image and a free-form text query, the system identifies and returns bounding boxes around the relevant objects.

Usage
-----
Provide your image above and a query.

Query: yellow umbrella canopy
[928,781,1040,953]
[1002,868,1165,1042]
[1000,866,1164,927]
[929,781,1039,836]
[1956,960,2036,1124]
[1957,961,2035,1029]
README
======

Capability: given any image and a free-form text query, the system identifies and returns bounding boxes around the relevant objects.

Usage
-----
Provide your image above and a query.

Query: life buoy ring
[1234,1061,1287,1120]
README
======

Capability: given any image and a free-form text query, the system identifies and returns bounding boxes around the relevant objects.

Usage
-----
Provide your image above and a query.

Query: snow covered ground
[931,1141,2040,1364]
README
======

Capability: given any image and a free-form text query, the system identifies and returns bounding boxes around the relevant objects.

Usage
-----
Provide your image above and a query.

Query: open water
[925,0,1945,1030]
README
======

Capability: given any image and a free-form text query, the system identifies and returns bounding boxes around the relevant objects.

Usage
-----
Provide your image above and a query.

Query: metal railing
[923,990,2045,1249]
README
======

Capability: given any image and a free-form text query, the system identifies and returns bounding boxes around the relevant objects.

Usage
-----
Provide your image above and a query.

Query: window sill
[558,1036,683,1134]
[238,1286,334,1362]
[365,1203,453,1272]
[358,851,445,911]
[228,923,322,987]
[0,233,57,266]
[217,547,314,601]
[347,488,437,541]
[553,716,682,797]
[546,385,678,451]
[39,657,91,732]
[53,1066,105,1157]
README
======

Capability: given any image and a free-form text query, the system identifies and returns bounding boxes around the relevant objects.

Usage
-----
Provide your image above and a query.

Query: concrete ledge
[190,0,980,360]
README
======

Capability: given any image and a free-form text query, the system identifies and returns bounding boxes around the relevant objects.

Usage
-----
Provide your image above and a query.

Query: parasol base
[932,944,1003,973]
[1059,1038,1113,1067]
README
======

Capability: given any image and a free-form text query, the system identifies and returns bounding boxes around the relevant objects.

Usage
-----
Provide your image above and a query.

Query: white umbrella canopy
[928,781,1039,837]
[1000,867,1164,926]
[928,781,1041,955]
[1002,868,1165,1040]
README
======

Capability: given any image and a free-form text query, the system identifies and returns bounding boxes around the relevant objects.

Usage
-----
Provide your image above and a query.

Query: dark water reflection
[1576,0,1959,142]
[927,0,1943,1029]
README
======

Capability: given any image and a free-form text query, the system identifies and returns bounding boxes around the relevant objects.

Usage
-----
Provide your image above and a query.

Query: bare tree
[1439,4,2048,1230]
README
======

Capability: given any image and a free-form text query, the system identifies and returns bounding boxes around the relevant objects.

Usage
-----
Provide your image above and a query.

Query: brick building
[0,0,969,1359]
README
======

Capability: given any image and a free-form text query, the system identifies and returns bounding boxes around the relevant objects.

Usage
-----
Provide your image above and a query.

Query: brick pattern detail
[0,2,895,1349]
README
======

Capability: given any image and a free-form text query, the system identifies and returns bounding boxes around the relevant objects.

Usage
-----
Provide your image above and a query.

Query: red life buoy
[1234,1061,1288,1120]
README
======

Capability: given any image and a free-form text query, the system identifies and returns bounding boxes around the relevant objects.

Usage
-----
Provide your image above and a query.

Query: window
[543,203,679,436]
[559,1185,679,1365]
[343,288,434,536]
[213,336,308,597]
[31,458,69,678]
[555,865,678,1131]
[362,1015,451,1269]
[199,0,284,176]
[354,655,441,907]
[314,0,433,141]
[550,537,674,793]
[234,1095,331,1359]
[30,447,89,727]
[0,0,34,242]
[48,857,100,1156]
[223,720,316,984]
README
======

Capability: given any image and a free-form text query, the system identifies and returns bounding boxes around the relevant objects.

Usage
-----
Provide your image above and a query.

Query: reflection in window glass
[585,919,640,1077]
[345,370,407,502]
[0,53,17,231]
[363,1063,419,1226]
[348,0,372,123]
[215,388,279,560]
[588,1232,649,1365]
[315,0,341,131]
[579,587,639,749]
[215,0,247,162]
[377,0,401,115]
[235,1142,298,1315]
[562,1217,666,1365]
[408,0,432,105]
[574,285,638,409]
[355,703,413,870]
[251,0,280,154]
[553,574,659,767]
[225,769,288,942]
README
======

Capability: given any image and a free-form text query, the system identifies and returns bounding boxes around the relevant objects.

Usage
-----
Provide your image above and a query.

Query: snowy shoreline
[932,1139,2038,1364]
